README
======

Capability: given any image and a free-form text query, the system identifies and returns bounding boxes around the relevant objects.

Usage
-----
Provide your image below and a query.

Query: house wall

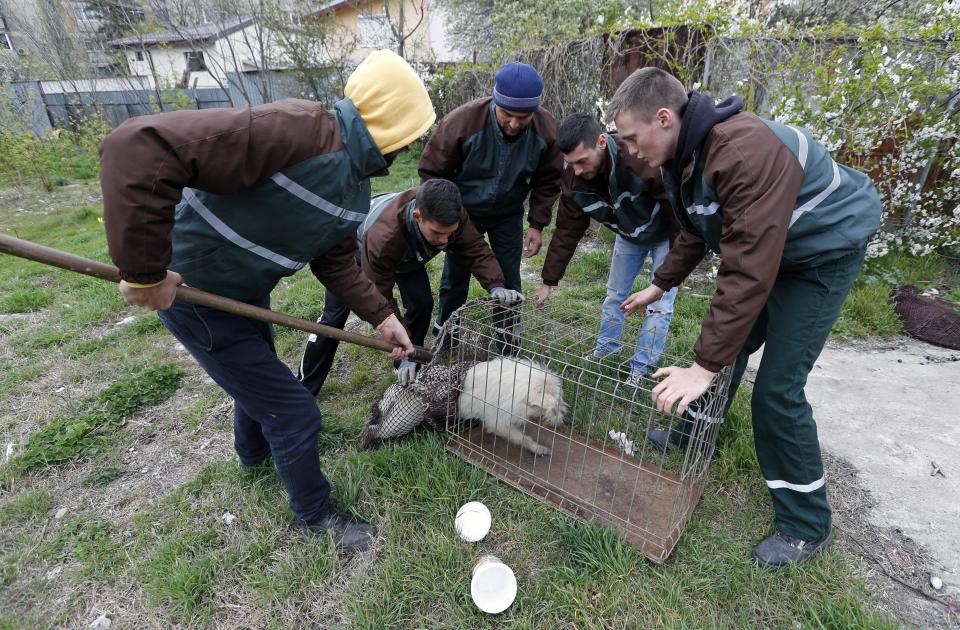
[426,1,458,63]
[124,46,220,88]
[330,0,460,63]
[122,22,289,89]
[208,22,289,77]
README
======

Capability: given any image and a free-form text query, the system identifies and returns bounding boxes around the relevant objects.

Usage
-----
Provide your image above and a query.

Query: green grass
[80,466,124,488]
[4,364,184,474]
[1,148,951,628]
[0,489,54,526]
[35,513,125,582]
[0,287,55,313]
[834,250,960,338]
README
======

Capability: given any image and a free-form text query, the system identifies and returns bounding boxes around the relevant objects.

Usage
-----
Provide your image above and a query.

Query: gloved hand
[490,287,524,305]
[394,359,418,386]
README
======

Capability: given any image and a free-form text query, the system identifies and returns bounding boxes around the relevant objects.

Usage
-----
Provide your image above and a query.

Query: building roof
[108,15,256,49]
[310,0,354,15]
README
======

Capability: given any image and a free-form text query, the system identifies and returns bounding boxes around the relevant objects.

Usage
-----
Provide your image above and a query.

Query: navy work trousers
[158,296,333,526]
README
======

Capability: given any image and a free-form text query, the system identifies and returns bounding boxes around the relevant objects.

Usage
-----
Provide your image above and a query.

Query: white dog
[458,357,567,456]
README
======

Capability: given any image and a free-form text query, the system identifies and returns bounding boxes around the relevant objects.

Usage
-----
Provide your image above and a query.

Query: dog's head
[527,372,567,426]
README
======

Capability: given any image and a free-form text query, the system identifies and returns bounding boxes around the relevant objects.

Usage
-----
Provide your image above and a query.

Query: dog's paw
[529,443,552,457]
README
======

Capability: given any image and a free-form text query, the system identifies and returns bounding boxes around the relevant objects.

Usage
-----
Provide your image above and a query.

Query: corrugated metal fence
[5,70,328,136]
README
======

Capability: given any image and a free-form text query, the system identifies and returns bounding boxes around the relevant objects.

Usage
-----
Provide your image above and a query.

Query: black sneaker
[304,510,376,552]
[751,530,834,569]
[646,428,683,451]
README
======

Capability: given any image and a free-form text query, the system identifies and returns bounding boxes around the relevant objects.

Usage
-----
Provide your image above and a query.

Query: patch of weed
[99,363,185,419]
[80,466,124,487]
[7,363,185,474]
[10,411,113,471]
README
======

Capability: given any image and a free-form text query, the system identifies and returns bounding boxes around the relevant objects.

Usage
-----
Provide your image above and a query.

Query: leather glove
[490,287,524,305]
[394,359,418,386]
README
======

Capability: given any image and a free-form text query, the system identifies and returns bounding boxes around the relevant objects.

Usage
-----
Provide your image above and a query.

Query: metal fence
[4,69,329,136]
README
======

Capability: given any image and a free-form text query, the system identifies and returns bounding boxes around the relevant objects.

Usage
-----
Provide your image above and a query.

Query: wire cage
[437,297,733,563]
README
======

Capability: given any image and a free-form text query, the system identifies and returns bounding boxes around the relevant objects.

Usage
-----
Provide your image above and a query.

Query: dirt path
[748,337,960,625]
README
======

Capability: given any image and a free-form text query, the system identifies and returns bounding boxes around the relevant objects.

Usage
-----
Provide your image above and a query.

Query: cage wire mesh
[434,297,733,563]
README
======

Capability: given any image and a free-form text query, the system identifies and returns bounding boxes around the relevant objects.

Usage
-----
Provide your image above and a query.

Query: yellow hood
[345,50,436,155]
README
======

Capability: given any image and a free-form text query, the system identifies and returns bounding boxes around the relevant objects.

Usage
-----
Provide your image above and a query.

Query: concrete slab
[748,338,960,596]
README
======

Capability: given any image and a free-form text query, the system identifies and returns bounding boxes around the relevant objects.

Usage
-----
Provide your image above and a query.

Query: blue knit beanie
[492,62,543,112]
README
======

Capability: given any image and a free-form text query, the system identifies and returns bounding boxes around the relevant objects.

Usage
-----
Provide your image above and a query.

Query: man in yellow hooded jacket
[99,50,435,551]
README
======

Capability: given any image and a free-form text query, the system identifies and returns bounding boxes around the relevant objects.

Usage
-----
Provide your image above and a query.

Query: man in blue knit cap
[420,61,563,333]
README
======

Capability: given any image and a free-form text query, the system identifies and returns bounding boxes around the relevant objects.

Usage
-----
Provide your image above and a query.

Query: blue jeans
[158,296,333,526]
[595,236,678,376]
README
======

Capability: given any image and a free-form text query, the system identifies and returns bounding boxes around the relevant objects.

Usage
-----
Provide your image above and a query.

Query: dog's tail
[359,399,384,450]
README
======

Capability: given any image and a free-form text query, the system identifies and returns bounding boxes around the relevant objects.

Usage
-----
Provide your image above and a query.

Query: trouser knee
[265,405,322,456]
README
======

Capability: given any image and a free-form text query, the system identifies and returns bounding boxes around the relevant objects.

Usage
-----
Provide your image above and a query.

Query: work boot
[305,510,376,552]
[751,530,833,569]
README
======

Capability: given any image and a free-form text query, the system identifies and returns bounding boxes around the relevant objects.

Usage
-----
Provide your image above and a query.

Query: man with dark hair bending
[612,67,881,568]
[298,179,517,394]
[533,113,677,385]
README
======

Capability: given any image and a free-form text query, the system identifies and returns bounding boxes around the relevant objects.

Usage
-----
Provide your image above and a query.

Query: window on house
[358,12,392,49]
[72,3,103,21]
[185,51,207,72]
[0,33,11,51]
[135,51,144,61]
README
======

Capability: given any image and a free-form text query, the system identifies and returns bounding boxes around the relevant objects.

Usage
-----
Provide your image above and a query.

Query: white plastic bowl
[455,501,491,542]
[471,555,517,614]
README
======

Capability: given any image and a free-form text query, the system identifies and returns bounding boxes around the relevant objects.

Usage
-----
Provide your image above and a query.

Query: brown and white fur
[457,357,567,456]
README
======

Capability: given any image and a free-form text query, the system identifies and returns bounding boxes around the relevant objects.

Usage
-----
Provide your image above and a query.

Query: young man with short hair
[613,68,881,568]
[100,50,434,552]
[298,178,516,395]
[419,61,563,332]
[533,113,677,384]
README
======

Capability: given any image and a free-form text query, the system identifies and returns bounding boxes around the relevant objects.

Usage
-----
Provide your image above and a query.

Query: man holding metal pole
[99,50,435,551]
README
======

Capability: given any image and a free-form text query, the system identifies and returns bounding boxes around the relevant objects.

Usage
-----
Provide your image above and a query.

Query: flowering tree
[595,0,960,258]
[697,1,960,258]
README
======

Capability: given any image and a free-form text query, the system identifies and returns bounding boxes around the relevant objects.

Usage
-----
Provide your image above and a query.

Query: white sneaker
[584,347,616,361]
[625,372,645,387]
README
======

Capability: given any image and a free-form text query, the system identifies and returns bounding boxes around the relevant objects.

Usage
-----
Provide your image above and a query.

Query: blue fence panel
[6,70,332,134]
[5,82,53,136]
